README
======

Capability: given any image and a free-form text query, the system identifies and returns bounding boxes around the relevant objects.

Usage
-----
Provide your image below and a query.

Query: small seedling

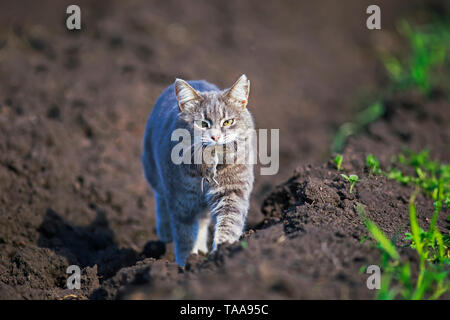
[241,241,248,250]
[387,149,449,202]
[360,235,369,244]
[366,154,381,175]
[334,154,343,170]
[341,174,359,193]
[387,168,412,185]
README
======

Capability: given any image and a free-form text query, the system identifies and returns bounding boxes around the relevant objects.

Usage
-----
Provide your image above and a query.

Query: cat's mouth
[202,140,239,153]
[203,139,237,148]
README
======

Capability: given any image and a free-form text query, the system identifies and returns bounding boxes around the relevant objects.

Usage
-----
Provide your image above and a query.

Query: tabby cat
[142,75,254,265]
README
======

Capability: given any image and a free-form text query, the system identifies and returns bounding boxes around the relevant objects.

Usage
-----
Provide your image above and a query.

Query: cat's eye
[222,119,234,127]
[195,120,210,129]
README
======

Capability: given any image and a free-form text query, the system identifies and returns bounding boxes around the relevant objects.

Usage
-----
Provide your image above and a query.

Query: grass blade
[358,204,399,261]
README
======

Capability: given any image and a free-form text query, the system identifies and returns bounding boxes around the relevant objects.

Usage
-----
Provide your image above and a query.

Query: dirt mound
[88,92,449,300]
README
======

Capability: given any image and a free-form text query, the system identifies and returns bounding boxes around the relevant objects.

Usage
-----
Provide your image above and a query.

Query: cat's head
[174,74,254,147]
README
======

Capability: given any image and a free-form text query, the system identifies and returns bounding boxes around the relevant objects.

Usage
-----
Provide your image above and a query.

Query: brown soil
[0,0,448,299]
[99,91,449,300]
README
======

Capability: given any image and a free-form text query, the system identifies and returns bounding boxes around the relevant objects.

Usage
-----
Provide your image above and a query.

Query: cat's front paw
[211,239,233,253]
[197,246,209,255]
[191,245,209,255]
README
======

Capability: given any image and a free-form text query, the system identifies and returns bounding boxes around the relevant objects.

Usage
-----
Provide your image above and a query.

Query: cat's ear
[225,74,250,108]
[174,78,202,111]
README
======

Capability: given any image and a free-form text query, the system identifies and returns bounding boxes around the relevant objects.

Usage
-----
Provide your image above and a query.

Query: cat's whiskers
[185,141,203,154]
[192,142,205,164]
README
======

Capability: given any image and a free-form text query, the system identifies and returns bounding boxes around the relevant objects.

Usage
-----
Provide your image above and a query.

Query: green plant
[387,168,413,185]
[341,174,359,194]
[334,154,343,170]
[332,102,384,153]
[386,149,450,265]
[358,200,449,300]
[388,149,449,202]
[331,19,450,154]
[366,154,381,175]
[359,204,399,261]
[404,198,450,263]
[381,20,450,95]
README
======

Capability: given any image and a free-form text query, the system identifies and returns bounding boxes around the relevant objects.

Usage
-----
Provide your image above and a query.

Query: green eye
[223,119,234,127]
[196,120,210,129]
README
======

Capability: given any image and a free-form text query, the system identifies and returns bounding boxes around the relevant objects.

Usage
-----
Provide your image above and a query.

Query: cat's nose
[211,135,220,142]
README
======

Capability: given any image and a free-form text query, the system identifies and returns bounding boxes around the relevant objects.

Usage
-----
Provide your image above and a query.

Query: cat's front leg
[207,188,250,251]
[192,215,210,254]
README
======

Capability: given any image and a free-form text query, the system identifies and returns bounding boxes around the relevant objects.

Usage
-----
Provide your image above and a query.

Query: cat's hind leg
[155,193,172,243]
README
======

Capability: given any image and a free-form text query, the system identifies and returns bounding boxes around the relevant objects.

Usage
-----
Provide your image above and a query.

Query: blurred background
[0,0,448,299]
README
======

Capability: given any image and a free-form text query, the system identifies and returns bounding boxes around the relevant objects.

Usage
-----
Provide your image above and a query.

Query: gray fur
[142,75,254,265]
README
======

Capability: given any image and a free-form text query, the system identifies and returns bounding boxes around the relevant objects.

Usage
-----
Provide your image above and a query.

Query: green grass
[372,150,450,254]
[328,14,450,298]
[358,198,449,300]
[382,20,450,95]
[331,18,450,153]
[358,150,449,299]
[388,149,450,203]
[332,102,384,153]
